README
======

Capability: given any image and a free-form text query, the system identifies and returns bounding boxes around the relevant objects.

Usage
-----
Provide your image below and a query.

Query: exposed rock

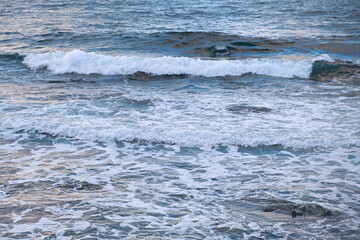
[310,61,360,81]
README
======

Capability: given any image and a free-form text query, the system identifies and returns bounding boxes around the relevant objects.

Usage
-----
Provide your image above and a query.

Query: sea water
[0,0,359,239]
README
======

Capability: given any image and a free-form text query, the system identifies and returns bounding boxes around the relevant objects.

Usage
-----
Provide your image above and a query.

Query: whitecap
[23,50,313,78]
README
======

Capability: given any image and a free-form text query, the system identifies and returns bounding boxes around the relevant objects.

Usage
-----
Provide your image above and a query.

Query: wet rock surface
[310,61,360,82]
[56,180,103,192]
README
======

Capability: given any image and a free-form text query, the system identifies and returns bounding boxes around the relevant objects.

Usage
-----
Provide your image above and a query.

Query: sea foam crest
[23,50,314,78]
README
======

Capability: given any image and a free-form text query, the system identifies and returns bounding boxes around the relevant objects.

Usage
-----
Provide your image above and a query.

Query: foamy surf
[2,0,360,239]
[23,50,316,78]
[1,116,359,149]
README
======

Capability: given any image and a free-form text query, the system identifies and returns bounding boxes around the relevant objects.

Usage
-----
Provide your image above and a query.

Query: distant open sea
[0,0,359,239]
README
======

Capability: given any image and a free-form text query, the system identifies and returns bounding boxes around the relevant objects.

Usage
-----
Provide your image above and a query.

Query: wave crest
[23,50,314,78]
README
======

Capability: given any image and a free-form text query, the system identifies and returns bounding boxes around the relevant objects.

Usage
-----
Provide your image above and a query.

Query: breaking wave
[22,50,318,78]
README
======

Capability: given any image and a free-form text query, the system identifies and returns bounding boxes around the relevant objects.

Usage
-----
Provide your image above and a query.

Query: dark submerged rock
[227,104,272,114]
[264,202,333,218]
[231,41,256,46]
[56,181,102,192]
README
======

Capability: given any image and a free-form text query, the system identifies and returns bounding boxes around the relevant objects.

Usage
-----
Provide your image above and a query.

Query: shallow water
[1,0,360,239]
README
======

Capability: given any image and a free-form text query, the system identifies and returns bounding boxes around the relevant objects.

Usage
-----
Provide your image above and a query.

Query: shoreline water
[1,0,359,239]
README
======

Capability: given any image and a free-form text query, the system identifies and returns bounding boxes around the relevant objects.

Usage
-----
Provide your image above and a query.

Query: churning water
[0,0,360,239]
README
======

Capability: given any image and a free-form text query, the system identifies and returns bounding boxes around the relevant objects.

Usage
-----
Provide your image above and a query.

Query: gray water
[0,0,360,239]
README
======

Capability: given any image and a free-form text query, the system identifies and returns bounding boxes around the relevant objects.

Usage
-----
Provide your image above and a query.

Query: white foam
[312,54,335,62]
[1,116,359,149]
[23,50,313,78]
